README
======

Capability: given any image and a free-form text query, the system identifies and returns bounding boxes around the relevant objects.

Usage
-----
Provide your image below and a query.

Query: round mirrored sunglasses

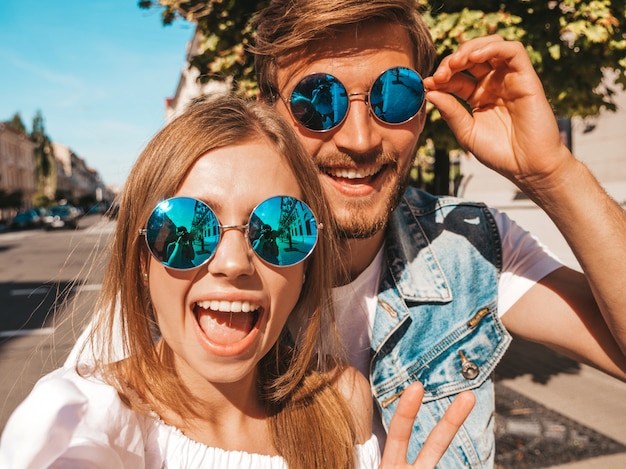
[285,66,425,132]
[139,196,319,270]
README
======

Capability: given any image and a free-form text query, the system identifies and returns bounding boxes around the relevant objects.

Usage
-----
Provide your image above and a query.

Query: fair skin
[276,23,424,278]
[149,140,304,454]
[148,138,475,466]
[345,370,476,468]
[275,23,626,380]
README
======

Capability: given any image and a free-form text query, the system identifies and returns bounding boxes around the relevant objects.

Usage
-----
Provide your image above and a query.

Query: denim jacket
[371,188,511,467]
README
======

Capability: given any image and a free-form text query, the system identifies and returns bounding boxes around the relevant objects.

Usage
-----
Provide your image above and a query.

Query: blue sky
[0,1,194,188]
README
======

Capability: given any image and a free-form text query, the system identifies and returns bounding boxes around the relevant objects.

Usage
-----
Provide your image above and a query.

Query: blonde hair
[253,0,437,100]
[82,95,357,468]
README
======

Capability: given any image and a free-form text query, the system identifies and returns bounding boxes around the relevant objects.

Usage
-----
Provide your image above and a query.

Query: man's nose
[333,94,383,155]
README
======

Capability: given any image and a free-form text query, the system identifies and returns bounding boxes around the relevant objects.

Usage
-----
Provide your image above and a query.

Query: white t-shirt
[333,208,563,449]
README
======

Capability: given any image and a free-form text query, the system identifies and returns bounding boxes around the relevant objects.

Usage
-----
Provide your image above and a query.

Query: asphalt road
[0,214,113,431]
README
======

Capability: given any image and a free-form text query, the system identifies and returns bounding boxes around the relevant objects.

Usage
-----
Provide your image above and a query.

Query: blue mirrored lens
[290,73,348,131]
[146,197,219,270]
[249,196,318,266]
[145,196,318,269]
[370,67,424,124]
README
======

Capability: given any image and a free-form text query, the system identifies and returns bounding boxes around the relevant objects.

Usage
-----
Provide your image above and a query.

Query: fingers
[379,384,476,469]
[424,35,534,101]
[412,391,476,468]
[380,382,425,466]
[424,89,476,148]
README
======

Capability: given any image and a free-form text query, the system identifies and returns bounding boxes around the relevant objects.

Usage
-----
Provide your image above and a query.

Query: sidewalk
[462,156,626,468]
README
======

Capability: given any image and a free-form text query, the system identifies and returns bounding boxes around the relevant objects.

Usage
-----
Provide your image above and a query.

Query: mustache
[313,150,398,168]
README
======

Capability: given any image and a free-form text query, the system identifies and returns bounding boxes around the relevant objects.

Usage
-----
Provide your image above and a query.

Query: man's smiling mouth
[323,164,383,182]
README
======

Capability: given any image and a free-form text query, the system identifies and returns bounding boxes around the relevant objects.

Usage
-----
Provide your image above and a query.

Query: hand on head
[424,34,572,187]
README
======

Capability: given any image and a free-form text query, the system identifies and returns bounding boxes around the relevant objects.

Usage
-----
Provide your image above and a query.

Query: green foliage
[139,0,266,96]
[143,1,625,113]
[143,0,626,193]
[4,112,28,134]
[419,1,626,151]
[31,111,55,182]
[32,192,52,208]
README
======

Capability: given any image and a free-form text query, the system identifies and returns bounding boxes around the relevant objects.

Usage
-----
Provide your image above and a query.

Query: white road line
[9,284,102,296]
[9,287,50,296]
[77,284,102,292]
[0,327,55,338]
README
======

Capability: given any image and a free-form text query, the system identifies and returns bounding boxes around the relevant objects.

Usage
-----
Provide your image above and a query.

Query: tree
[4,112,28,135]
[139,0,268,96]
[418,1,625,192]
[142,0,626,193]
[31,110,56,197]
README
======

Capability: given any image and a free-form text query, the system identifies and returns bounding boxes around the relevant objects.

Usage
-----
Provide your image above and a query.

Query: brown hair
[81,95,357,468]
[253,0,437,100]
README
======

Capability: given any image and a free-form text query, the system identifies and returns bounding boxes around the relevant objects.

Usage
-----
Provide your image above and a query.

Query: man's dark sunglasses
[283,66,425,132]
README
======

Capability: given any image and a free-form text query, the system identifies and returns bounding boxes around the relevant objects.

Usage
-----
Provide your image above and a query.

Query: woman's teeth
[195,300,259,313]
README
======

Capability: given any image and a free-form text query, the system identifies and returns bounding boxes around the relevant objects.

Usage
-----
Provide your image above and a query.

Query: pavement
[460,155,626,468]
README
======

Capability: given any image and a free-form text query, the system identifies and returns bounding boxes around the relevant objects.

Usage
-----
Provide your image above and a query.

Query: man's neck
[337,229,386,285]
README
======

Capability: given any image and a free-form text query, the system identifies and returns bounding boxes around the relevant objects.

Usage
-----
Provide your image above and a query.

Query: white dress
[0,366,381,468]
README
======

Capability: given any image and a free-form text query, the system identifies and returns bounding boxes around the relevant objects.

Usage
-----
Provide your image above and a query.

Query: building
[0,123,36,219]
[51,142,109,207]
[165,28,230,123]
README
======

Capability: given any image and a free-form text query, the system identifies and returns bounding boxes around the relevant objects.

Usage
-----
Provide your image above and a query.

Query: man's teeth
[195,300,259,313]
[327,166,380,179]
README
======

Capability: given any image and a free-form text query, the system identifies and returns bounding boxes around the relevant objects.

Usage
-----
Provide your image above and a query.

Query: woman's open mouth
[194,300,261,347]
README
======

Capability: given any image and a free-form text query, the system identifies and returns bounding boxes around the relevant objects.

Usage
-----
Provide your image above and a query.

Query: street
[0,214,113,431]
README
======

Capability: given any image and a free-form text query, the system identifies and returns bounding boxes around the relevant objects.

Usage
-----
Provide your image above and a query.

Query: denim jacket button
[460,350,480,380]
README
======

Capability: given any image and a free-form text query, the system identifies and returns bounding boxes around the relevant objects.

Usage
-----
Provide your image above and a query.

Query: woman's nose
[207,228,255,278]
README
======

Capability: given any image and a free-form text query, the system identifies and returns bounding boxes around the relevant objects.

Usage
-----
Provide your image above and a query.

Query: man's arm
[423,34,626,380]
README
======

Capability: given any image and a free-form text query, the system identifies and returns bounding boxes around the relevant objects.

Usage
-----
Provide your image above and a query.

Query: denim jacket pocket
[372,304,511,467]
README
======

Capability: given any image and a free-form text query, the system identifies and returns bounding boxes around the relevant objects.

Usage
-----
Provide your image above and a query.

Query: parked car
[42,204,81,230]
[10,209,43,230]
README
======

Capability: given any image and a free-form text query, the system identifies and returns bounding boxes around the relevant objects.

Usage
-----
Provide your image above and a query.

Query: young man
[253,0,626,466]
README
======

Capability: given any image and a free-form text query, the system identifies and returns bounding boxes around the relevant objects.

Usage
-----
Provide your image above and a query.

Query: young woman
[0,96,473,468]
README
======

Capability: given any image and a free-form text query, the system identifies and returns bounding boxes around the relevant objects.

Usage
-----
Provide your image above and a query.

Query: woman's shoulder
[0,366,150,468]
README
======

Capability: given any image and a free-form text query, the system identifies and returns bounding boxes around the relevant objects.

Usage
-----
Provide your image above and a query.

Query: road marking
[0,327,55,338]
[9,284,102,296]
[77,284,102,292]
[9,287,50,296]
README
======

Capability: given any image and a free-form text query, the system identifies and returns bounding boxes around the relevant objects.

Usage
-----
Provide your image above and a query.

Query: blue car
[10,209,43,230]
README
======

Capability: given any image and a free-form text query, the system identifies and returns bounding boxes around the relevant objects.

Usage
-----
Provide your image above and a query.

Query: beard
[334,175,409,239]
[315,149,413,240]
